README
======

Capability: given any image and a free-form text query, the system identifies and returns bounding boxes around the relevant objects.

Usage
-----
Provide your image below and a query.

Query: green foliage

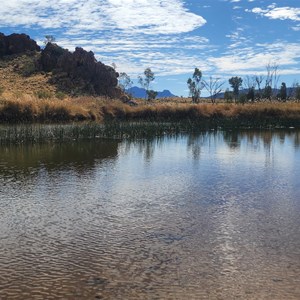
[224,89,234,103]
[187,68,203,103]
[118,72,133,92]
[229,76,243,100]
[138,68,155,100]
[238,94,247,104]
[35,90,53,99]
[279,82,287,101]
[44,35,56,45]
[20,58,38,77]
[55,91,66,100]
[246,87,255,102]
[263,85,272,100]
[146,90,158,100]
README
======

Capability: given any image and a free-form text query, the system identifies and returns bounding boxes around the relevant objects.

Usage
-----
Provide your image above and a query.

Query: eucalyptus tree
[243,75,257,102]
[138,68,155,100]
[279,82,287,101]
[229,76,243,102]
[118,72,133,92]
[187,68,203,103]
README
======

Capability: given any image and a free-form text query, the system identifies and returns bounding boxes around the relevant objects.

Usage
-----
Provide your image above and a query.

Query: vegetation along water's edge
[1,95,300,125]
[1,103,300,144]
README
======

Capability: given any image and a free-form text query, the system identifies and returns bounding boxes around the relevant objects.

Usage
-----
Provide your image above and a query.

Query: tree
[111,62,117,70]
[254,75,264,100]
[138,68,155,100]
[244,75,257,102]
[118,72,133,93]
[247,87,255,102]
[202,76,225,104]
[295,84,300,102]
[224,89,233,102]
[187,68,203,103]
[263,85,272,100]
[147,90,158,100]
[279,82,287,101]
[265,62,280,99]
[44,35,55,45]
[229,76,243,102]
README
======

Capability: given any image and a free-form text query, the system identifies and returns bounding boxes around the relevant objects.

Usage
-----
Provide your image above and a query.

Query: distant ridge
[127,86,177,98]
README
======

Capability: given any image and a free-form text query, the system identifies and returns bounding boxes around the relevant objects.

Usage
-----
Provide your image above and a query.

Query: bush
[19,56,39,77]
[55,91,66,100]
[238,94,247,104]
[35,90,53,99]
[224,90,233,103]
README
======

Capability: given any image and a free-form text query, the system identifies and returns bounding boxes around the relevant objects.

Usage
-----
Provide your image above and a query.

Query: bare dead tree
[265,62,280,99]
[202,76,225,104]
[254,75,264,100]
[244,75,257,90]
[290,81,299,100]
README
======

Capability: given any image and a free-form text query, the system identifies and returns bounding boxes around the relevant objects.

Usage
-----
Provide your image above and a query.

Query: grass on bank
[1,93,300,128]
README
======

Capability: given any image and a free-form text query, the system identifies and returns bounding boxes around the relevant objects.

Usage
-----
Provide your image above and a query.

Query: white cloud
[0,0,206,35]
[209,42,300,75]
[248,6,300,22]
[56,34,213,76]
[291,24,300,31]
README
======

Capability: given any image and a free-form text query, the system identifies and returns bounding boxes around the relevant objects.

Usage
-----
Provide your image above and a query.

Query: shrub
[35,90,53,99]
[55,91,66,100]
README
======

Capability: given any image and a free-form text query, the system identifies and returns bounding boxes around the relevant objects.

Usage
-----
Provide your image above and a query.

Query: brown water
[0,130,300,299]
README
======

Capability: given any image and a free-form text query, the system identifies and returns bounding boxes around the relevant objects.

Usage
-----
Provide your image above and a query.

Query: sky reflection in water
[0,130,300,299]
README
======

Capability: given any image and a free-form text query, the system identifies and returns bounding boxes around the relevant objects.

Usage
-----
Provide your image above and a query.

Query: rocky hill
[127,86,177,98]
[0,33,122,98]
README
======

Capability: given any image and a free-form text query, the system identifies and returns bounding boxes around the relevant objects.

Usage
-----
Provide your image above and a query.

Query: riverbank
[1,94,300,128]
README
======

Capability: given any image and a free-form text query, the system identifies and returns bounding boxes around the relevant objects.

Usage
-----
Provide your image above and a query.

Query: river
[0,130,300,299]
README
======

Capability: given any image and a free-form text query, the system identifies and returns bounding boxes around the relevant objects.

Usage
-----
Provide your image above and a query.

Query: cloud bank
[248,6,300,22]
[0,0,206,35]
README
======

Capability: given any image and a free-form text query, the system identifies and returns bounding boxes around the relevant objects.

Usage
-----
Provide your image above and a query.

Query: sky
[0,0,300,96]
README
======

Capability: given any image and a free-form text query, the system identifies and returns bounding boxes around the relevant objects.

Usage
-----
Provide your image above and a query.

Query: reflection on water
[1,130,300,299]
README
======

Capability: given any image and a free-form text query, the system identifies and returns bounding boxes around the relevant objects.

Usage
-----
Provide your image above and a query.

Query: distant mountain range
[126,86,177,98]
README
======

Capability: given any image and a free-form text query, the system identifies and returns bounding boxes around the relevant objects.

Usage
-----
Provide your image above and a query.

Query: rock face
[41,43,121,97]
[0,33,40,57]
[0,32,122,98]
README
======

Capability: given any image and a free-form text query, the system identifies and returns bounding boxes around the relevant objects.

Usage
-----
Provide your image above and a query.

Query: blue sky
[0,0,299,96]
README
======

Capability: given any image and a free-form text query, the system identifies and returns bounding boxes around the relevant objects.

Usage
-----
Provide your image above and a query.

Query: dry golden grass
[1,93,300,126]
[0,93,104,122]
[100,101,300,122]
[0,55,56,97]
